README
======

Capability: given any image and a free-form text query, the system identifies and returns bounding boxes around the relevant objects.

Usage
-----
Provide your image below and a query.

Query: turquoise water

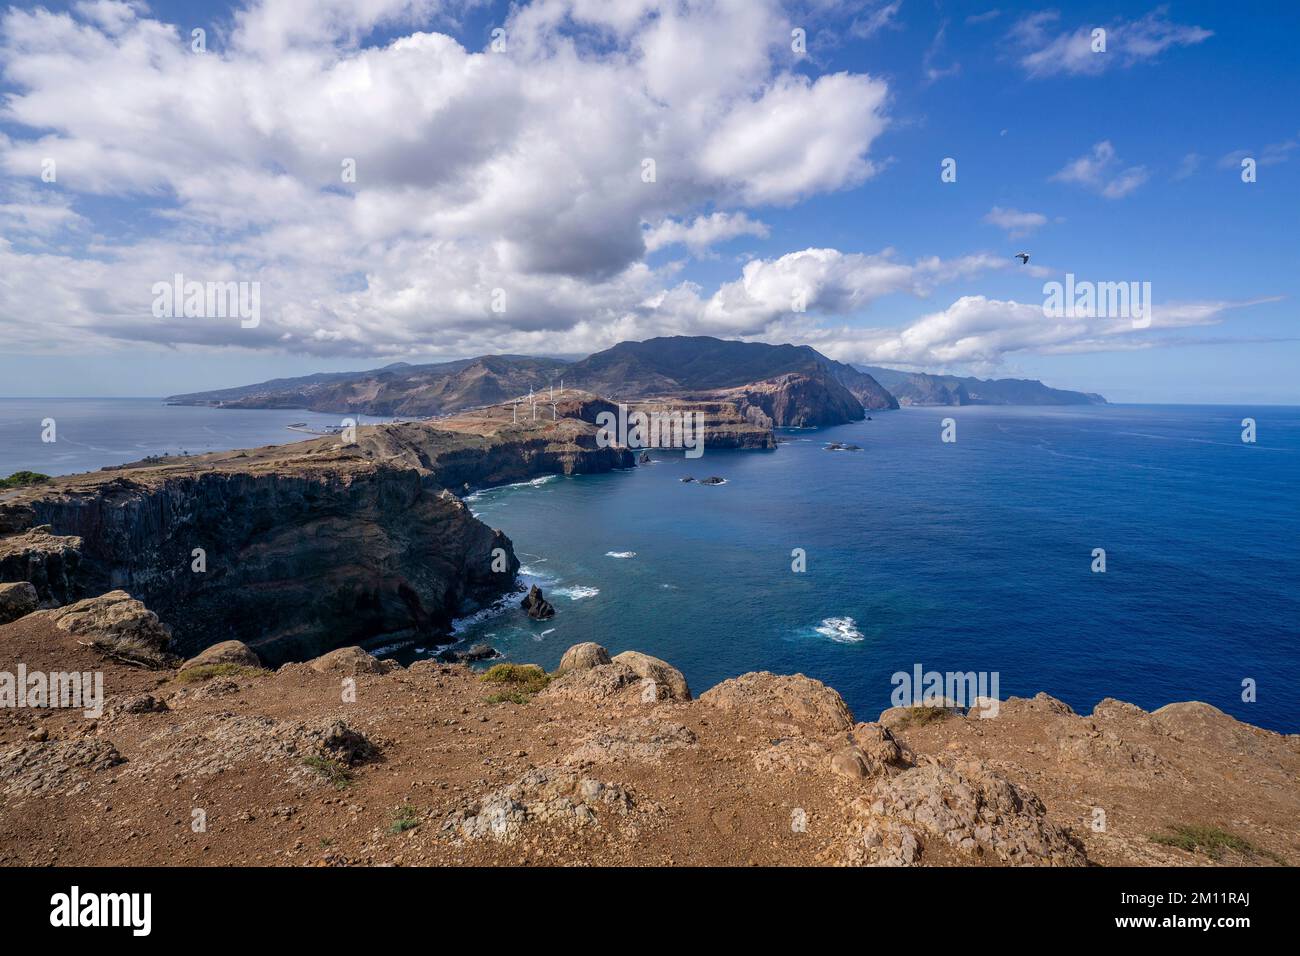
[0,399,354,477]
[450,405,1300,732]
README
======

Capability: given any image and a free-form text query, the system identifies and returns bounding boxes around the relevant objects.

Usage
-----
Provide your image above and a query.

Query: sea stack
[520,584,556,620]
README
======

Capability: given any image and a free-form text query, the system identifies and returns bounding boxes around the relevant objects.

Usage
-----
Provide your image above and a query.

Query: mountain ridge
[855,364,1106,407]
[166,336,1105,420]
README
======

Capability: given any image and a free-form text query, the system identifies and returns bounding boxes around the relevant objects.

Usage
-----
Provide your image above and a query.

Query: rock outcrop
[610,651,691,701]
[0,614,1294,868]
[852,760,1088,867]
[44,590,173,666]
[520,585,556,620]
[181,640,263,671]
[558,642,612,672]
[0,582,37,625]
[718,372,867,428]
[306,646,393,675]
[0,526,82,606]
[700,672,854,733]
[0,411,632,665]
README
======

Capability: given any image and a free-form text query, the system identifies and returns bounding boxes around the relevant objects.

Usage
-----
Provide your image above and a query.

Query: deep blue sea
[2,400,1296,732]
[455,404,1299,732]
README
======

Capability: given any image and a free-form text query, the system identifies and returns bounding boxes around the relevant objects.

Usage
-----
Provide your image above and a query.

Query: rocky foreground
[0,590,1294,867]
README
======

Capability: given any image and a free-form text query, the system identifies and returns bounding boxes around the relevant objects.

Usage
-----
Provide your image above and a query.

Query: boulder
[857,759,1087,867]
[540,661,641,704]
[700,672,852,733]
[307,646,392,675]
[611,650,691,701]
[48,590,172,665]
[0,581,38,625]
[830,746,872,779]
[181,640,262,671]
[111,694,169,716]
[850,722,906,768]
[558,642,612,672]
[829,724,907,781]
[520,585,556,620]
[316,720,377,765]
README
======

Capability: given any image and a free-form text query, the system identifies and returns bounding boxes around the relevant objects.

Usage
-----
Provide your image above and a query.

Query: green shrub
[0,471,49,489]
[480,662,551,701]
[1150,825,1281,862]
[388,804,421,834]
[177,662,264,683]
[302,755,353,789]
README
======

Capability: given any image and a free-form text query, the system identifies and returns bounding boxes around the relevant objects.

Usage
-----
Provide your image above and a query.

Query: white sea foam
[605,550,636,558]
[814,616,864,643]
[450,594,518,634]
[553,585,599,600]
[517,559,558,586]
[465,474,557,503]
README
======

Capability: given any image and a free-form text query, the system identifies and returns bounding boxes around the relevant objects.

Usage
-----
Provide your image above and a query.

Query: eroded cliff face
[0,467,515,663]
[0,416,635,664]
[720,372,867,428]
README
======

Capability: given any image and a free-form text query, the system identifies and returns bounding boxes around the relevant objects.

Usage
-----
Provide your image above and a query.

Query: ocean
[454,404,1300,732]
[0,398,355,476]
[2,399,1296,732]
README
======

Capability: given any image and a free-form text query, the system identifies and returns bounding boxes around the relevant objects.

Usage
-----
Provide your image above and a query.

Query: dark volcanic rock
[0,582,38,624]
[0,526,83,606]
[0,470,513,665]
[521,585,556,620]
[723,372,866,428]
[437,642,499,663]
[0,415,634,665]
[699,476,725,485]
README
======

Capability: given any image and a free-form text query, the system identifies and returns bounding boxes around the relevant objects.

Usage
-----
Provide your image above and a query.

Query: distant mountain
[855,366,1106,406]
[565,336,899,412]
[169,336,899,426]
[169,355,570,416]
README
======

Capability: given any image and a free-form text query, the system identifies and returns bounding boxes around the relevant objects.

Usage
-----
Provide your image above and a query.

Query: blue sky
[0,0,1297,402]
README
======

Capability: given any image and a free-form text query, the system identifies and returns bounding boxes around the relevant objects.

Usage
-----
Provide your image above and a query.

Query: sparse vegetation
[895,705,954,729]
[90,636,175,670]
[177,662,264,683]
[388,804,421,834]
[0,470,49,489]
[1150,824,1282,863]
[481,662,551,703]
[303,754,353,789]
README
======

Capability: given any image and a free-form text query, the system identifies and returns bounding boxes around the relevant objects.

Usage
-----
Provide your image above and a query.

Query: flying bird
[1015,252,1031,265]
